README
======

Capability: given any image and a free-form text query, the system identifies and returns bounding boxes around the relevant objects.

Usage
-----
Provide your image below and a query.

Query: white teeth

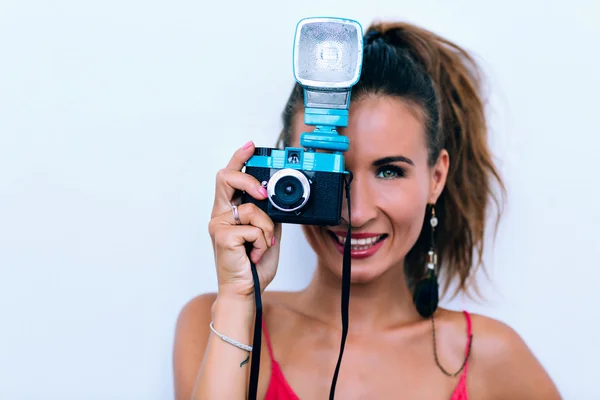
[335,234,383,247]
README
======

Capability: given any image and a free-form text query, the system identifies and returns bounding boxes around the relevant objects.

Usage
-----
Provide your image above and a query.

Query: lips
[328,230,388,259]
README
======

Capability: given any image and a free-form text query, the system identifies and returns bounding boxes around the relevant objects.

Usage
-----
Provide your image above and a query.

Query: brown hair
[277,21,506,299]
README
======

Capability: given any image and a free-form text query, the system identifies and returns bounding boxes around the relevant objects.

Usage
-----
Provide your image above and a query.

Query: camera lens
[267,169,311,212]
[274,176,303,206]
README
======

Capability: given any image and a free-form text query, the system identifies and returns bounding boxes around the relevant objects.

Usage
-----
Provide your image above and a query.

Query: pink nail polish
[242,140,254,149]
[271,237,276,246]
[259,187,268,197]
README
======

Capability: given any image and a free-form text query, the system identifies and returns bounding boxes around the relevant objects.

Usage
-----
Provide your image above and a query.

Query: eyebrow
[372,155,415,167]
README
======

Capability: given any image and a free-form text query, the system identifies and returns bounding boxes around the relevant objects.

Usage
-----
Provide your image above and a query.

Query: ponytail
[373,21,506,297]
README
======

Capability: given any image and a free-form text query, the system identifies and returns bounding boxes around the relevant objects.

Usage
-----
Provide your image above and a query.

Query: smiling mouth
[327,231,388,251]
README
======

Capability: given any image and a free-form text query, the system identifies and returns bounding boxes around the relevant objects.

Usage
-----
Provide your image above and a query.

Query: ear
[428,149,449,204]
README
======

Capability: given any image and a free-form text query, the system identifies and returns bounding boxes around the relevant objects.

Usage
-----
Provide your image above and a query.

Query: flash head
[293,17,364,151]
[293,18,363,90]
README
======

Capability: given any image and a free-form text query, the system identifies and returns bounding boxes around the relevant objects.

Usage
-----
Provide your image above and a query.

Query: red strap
[462,310,473,371]
[261,318,275,361]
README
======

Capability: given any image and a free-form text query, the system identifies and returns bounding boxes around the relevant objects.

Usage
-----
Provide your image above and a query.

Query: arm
[173,293,256,400]
[470,315,562,399]
[173,141,281,399]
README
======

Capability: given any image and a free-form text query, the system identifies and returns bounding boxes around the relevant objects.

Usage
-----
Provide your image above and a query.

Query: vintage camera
[243,17,364,226]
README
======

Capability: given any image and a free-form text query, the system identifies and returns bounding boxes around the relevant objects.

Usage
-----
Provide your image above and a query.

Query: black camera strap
[329,172,353,399]
[247,242,262,400]
[247,172,353,400]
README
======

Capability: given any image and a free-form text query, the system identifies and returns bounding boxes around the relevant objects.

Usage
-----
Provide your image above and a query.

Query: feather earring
[413,204,439,318]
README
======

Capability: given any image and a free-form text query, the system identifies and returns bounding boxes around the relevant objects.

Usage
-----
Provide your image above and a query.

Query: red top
[263,310,472,400]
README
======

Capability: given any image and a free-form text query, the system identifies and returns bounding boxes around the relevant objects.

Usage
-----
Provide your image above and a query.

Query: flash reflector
[293,18,363,89]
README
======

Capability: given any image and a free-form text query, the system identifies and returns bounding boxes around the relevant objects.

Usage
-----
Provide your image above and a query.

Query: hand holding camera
[242,20,363,228]
[201,17,363,400]
[208,141,282,299]
[208,16,363,303]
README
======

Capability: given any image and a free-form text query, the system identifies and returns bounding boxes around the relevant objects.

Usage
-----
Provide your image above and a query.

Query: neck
[299,259,421,332]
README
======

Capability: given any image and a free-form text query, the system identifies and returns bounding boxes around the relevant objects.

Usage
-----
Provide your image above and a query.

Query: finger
[215,203,275,248]
[212,169,267,216]
[225,140,256,172]
[215,225,269,265]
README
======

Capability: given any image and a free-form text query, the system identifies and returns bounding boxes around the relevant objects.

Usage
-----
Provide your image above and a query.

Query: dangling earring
[413,204,439,318]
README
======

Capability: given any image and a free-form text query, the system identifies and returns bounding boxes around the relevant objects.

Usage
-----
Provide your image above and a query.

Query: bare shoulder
[174,293,218,347]
[173,290,294,352]
[469,313,524,356]
[177,292,218,322]
[172,293,217,400]
[171,290,301,399]
[467,312,562,399]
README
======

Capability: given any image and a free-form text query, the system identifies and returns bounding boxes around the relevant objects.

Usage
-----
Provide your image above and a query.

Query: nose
[340,174,377,228]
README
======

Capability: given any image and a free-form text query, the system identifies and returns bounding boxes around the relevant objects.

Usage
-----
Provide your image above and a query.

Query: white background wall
[1,0,598,398]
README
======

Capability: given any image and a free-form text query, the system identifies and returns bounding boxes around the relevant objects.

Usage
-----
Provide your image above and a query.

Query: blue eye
[376,165,405,179]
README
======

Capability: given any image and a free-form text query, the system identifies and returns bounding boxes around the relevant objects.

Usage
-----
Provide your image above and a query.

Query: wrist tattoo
[240,356,249,368]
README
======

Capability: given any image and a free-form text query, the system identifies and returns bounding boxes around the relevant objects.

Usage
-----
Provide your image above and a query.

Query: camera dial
[267,169,311,212]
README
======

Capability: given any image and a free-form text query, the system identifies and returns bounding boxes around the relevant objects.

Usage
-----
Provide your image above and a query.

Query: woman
[173,21,561,399]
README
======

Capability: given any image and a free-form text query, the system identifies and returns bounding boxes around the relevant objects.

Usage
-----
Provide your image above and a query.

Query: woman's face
[290,95,449,283]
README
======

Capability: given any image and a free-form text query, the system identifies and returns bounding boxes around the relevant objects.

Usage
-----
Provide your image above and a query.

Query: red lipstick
[328,230,387,259]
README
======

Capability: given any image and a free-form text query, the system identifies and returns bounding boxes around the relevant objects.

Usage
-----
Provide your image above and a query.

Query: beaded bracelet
[209,321,253,352]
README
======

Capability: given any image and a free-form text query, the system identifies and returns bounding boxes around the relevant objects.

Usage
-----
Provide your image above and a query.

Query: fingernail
[271,237,276,246]
[242,140,254,149]
[258,187,268,197]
